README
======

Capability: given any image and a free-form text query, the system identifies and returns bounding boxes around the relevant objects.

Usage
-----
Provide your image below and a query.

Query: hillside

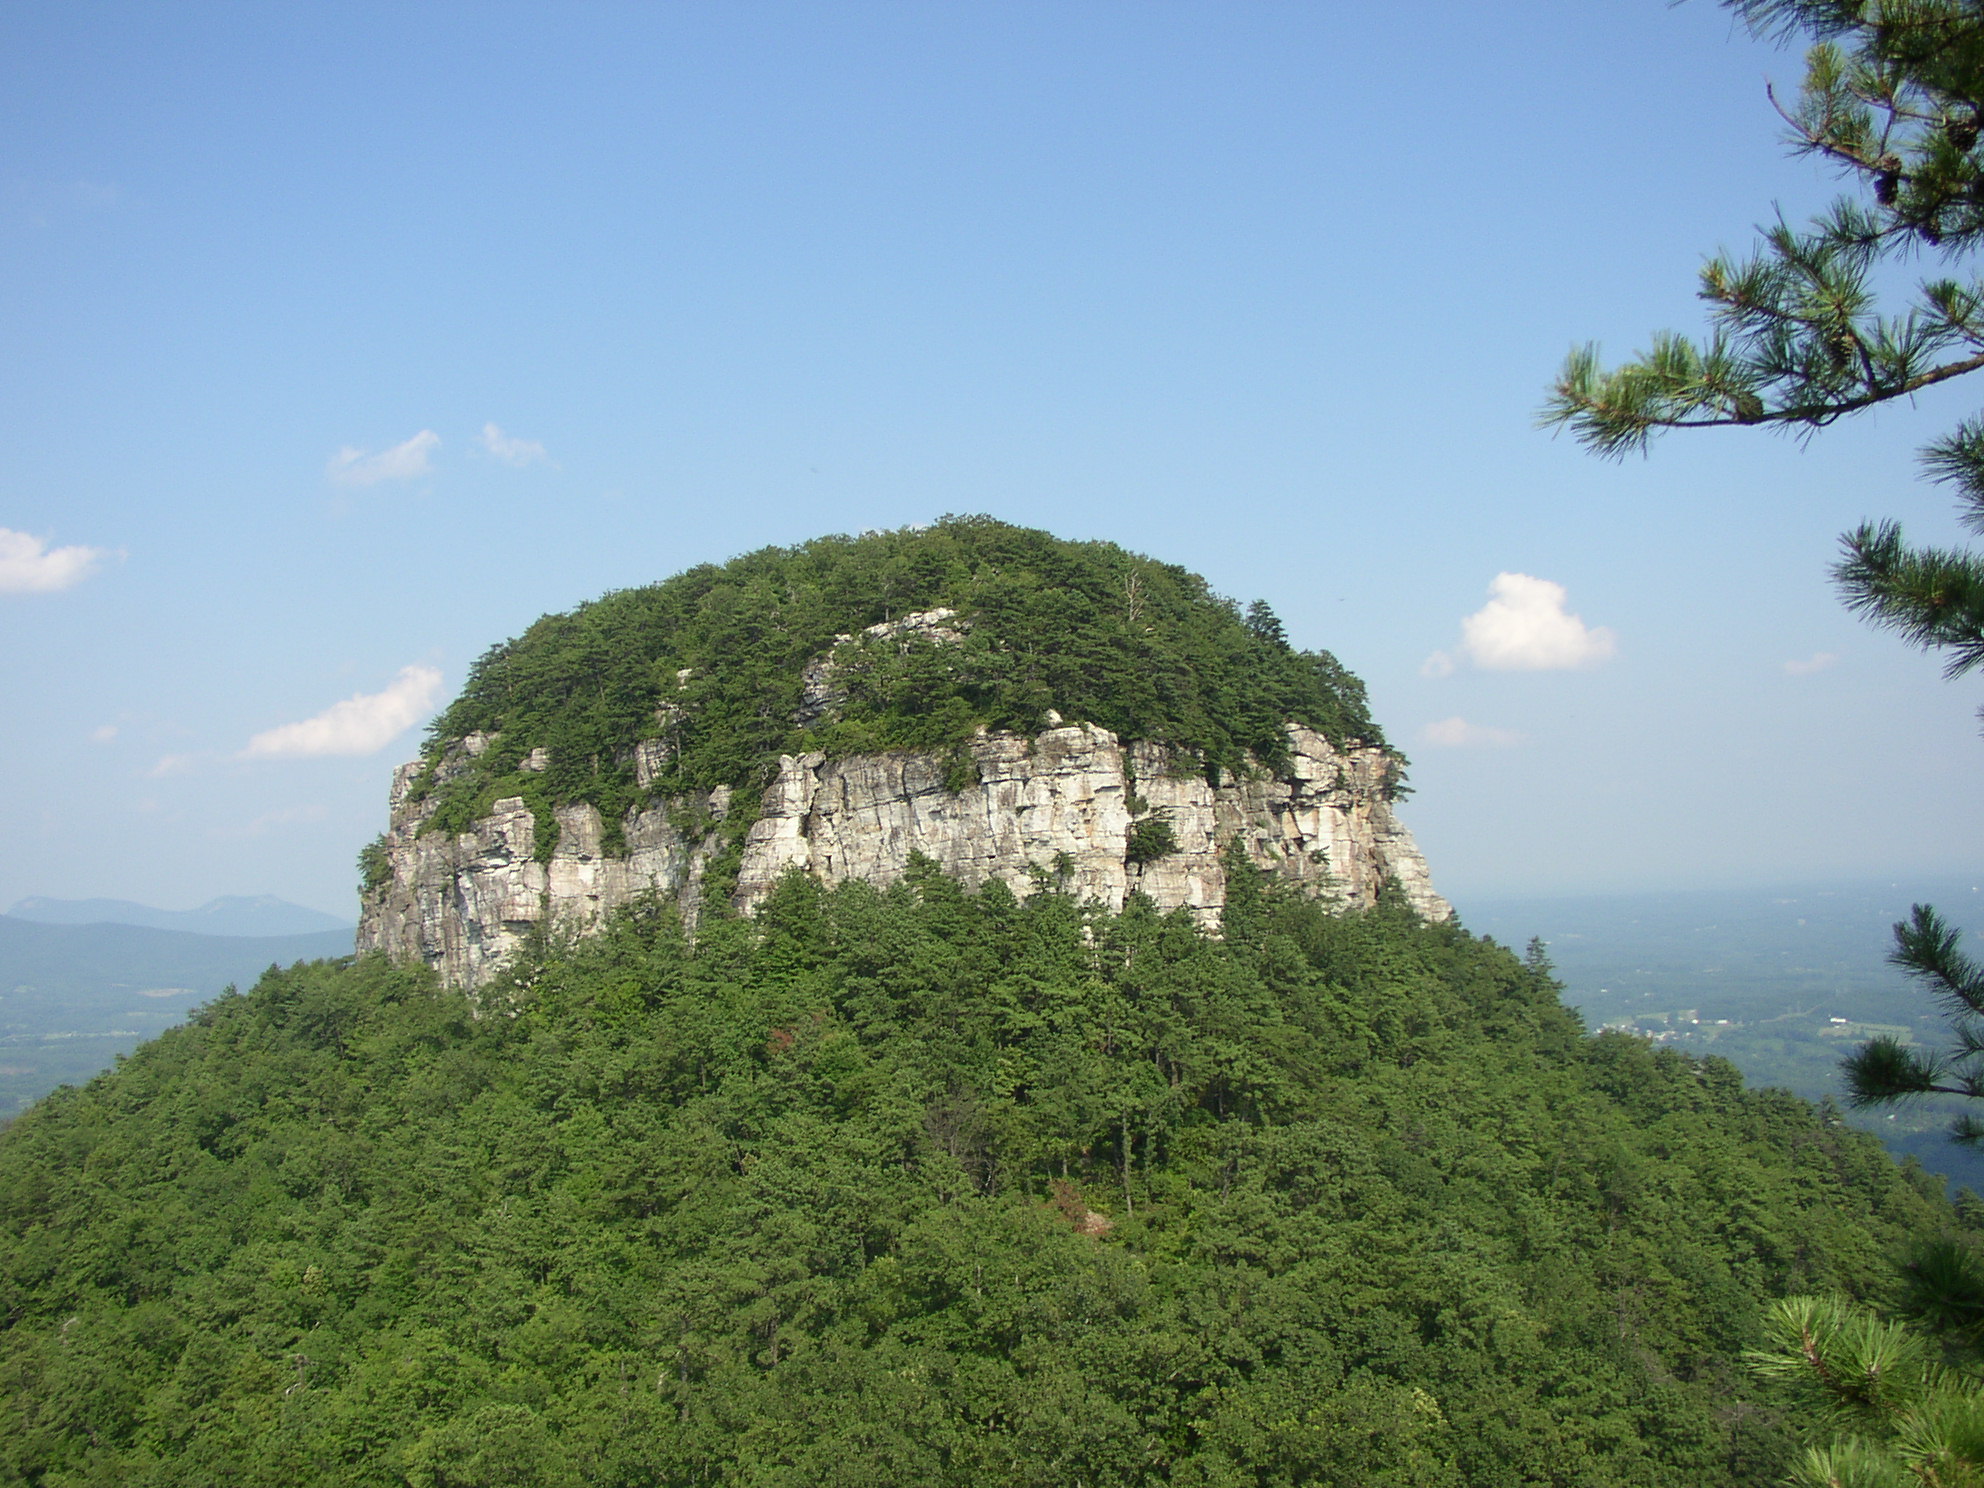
[0,871,1953,1485]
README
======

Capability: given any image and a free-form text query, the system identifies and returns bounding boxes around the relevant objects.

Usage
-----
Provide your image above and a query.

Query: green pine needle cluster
[1747,1287,1984,1487]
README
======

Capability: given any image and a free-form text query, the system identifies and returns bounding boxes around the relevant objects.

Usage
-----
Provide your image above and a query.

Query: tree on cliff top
[1544,0,1984,1151]
[410,518,1394,858]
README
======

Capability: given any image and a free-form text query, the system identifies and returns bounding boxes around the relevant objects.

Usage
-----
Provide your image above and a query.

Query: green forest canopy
[409,518,1390,848]
[0,865,1957,1486]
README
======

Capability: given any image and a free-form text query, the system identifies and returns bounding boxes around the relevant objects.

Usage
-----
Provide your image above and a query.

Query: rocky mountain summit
[356,519,1448,987]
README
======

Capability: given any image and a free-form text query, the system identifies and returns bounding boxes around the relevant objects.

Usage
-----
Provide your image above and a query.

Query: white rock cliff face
[357,722,1449,989]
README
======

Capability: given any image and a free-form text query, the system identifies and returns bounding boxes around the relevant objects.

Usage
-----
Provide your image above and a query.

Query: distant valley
[0,899,353,1116]
[1461,874,1984,1191]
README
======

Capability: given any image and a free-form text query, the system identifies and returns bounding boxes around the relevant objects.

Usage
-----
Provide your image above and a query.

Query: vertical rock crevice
[358,722,1448,989]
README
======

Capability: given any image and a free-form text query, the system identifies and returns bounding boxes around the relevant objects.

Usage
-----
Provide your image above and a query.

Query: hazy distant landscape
[7,893,350,938]
[0,898,352,1116]
[1462,874,1984,1191]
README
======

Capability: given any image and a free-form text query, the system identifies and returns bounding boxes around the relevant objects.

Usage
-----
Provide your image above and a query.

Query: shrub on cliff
[413,517,1391,842]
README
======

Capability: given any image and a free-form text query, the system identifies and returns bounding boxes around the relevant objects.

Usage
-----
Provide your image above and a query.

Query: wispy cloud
[1425,572,1616,674]
[326,430,440,487]
[241,665,443,759]
[1784,651,1839,676]
[1421,716,1524,748]
[480,422,548,467]
[0,528,107,593]
[148,752,201,778]
[89,724,117,744]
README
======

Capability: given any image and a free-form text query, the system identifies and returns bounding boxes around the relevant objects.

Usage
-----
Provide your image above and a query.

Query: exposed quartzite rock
[357,722,1448,989]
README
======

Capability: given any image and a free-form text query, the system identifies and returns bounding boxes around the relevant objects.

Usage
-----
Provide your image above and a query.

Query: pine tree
[1544,0,1984,689]
[1545,0,1984,1142]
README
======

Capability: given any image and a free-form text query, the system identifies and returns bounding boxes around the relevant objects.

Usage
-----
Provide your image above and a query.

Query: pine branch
[1835,525,1984,676]
[1889,903,1984,1013]
[1841,1034,1955,1106]
[1546,0,1984,455]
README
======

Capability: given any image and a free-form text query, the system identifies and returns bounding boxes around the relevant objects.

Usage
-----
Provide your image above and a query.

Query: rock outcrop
[358,722,1449,989]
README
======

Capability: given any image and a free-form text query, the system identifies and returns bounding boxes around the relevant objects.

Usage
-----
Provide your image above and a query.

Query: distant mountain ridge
[7,894,353,938]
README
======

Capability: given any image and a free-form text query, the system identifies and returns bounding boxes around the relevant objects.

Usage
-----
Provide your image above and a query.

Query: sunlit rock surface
[359,722,1448,989]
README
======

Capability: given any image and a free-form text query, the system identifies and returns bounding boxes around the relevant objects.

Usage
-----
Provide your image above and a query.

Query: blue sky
[5,0,1981,919]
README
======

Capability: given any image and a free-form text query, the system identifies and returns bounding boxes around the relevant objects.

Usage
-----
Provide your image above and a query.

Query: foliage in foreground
[1748,1286,1984,1488]
[0,868,1955,1486]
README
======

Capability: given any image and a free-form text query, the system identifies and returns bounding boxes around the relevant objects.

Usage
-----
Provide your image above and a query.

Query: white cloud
[480,422,548,467]
[241,665,443,759]
[1432,572,1616,672]
[148,752,200,778]
[89,724,117,743]
[0,528,106,593]
[1422,716,1524,748]
[1784,651,1839,676]
[326,430,440,487]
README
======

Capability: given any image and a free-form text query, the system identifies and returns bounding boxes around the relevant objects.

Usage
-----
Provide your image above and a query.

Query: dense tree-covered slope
[0,864,1950,1486]
[410,517,1390,845]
